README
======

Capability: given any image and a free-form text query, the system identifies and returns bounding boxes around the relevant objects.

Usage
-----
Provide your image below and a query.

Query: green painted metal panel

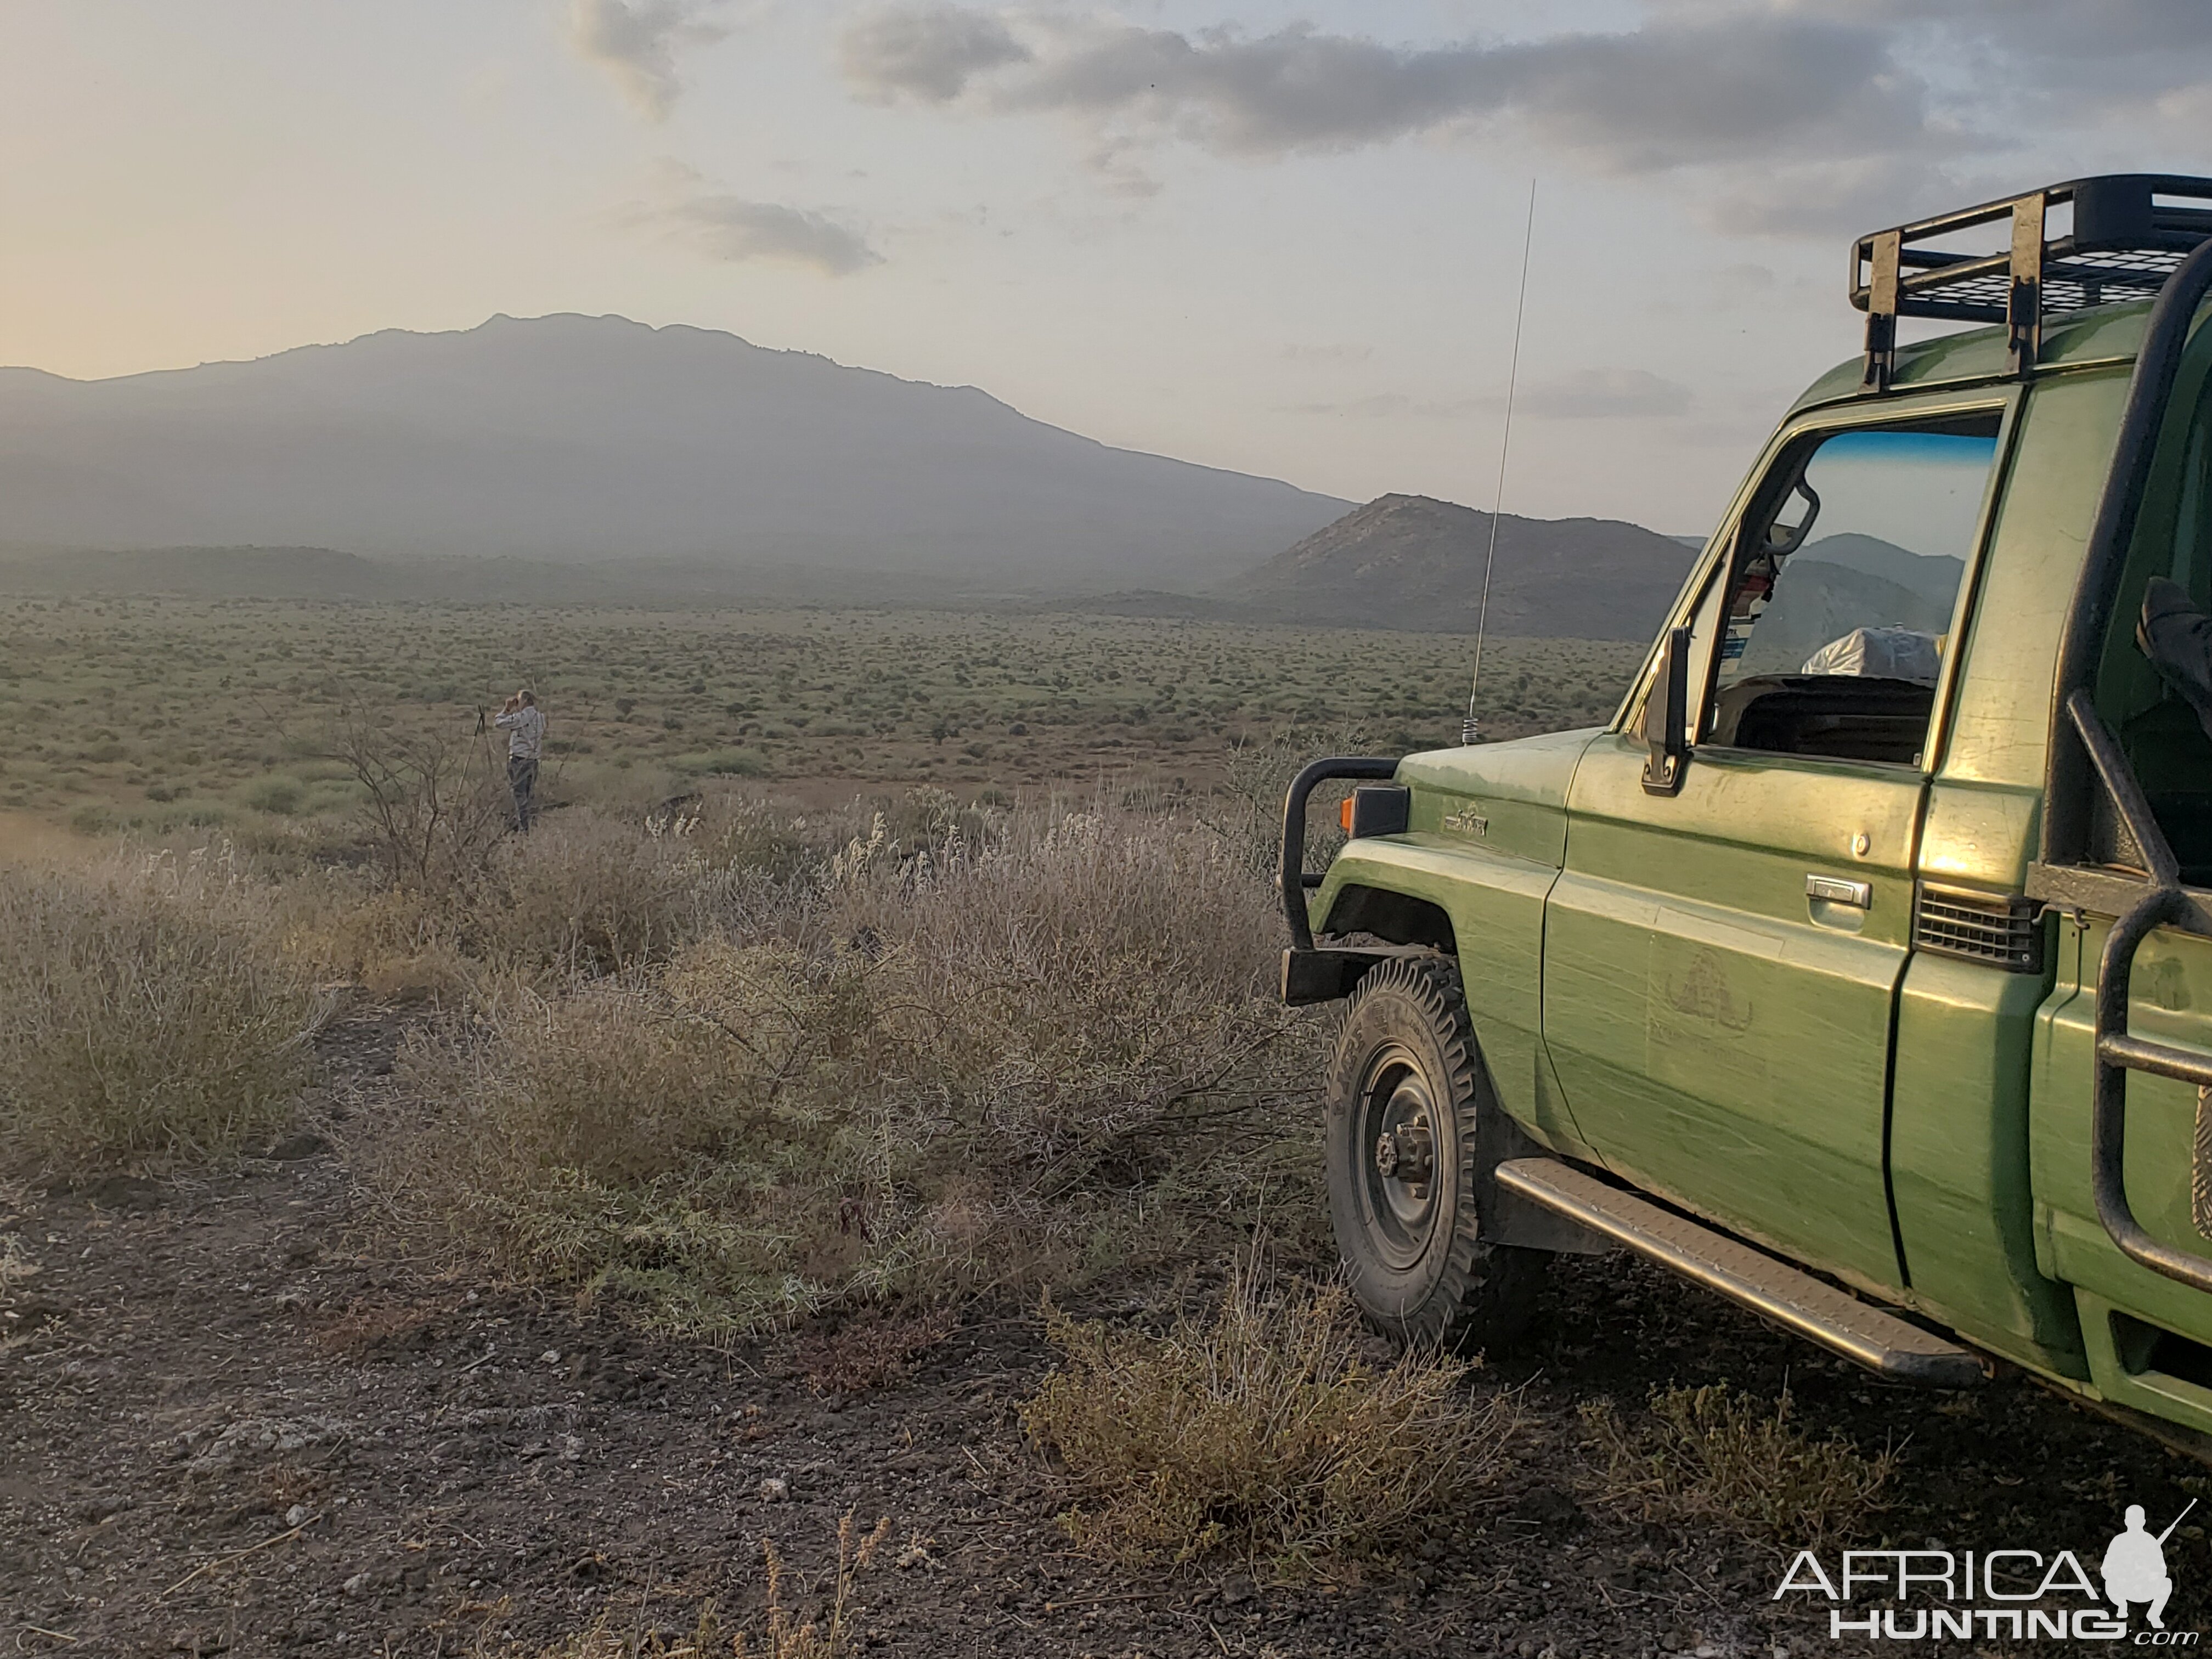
[1393,726,1600,869]
[2013,314,2212,1427]
[1879,362,2110,1375]
[1790,304,2151,415]
[1313,729,1598,1155]
[2073,1288,2212,1435]
[1915,777,2041,889]
[1877,357,2166,1392]
[1943,369,2136,787]
[1886,771,2083,1374]
[1315,836,1591,1159]
[2090,303,2212,789]
[1545,731,1918,1294]
[2033,912,2212,1419]
[1888,951,2086,1375]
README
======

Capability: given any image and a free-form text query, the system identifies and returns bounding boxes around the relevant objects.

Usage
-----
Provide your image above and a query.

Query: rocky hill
[1229,493,1699,639]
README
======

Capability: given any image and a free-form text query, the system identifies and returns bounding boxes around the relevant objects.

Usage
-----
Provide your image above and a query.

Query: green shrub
[394,805,1323,1331]
[1581,1383,1894,1547]
[1020,1257,1516,1570]
[464,811,710,978]
[245,776,304,815]
[399,940,908,1330]
[675,747,768,777]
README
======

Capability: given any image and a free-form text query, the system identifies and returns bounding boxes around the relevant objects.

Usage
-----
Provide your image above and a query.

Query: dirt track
[6,1011,2210,1657]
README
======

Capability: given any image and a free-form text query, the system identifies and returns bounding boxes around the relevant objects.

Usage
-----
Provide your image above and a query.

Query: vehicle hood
[1396,726,1605,868]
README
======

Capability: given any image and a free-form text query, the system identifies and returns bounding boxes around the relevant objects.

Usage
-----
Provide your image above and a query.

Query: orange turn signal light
[1339,797,1355,833]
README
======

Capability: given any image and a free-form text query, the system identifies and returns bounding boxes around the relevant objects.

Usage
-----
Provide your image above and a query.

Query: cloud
[836,8,1939,170]
[1289,393,1482,420]
[1082,142,1164,199]
[1701,154,2007,239]
[667,197,884,274]
[1713,262,1776,296]
[842,5,1030,101]
[1814,0,2212,98]
[833,4,2212,232]
[1519,369,1691,420]
[567,0,730,120]
[1282,343,1374,364]
[1291,370,1691,421]
[639,183,885,273]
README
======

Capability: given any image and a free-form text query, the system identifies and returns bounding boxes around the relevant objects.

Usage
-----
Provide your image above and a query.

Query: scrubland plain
[1,600,2203,1656]
[0,597,1637,837]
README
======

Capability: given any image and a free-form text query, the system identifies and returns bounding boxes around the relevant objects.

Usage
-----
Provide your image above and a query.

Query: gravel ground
[5,1017,2209,1656]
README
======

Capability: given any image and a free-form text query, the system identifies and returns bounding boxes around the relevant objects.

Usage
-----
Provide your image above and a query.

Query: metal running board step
[1494,1158,1985,1389]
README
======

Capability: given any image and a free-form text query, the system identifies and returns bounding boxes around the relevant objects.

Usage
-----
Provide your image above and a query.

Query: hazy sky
[2,2,2208,533]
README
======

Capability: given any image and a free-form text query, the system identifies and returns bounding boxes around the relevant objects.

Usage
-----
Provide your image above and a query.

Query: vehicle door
[1543,403,2005,1293]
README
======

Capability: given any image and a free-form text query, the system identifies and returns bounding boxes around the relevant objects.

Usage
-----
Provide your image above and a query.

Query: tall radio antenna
[1463,177,1538,747]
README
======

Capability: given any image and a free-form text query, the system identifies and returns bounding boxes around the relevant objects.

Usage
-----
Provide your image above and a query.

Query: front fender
[1313,837,1589,1158]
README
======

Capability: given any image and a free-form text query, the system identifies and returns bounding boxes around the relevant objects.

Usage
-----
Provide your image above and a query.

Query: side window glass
[1701,418,1999,765]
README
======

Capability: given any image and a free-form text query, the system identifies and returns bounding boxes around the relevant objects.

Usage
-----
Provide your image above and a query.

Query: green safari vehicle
[1282,174,2212,1442]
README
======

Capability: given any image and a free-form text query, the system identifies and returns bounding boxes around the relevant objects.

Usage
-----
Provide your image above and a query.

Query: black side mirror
[1641,626,1691,795]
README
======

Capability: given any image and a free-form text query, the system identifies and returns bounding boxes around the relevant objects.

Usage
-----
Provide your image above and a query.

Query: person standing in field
[494,689,545,831]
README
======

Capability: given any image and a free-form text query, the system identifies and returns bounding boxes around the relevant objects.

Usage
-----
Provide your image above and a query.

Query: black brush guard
[2047,693,2212,1293]
[1278,757,1401,1006]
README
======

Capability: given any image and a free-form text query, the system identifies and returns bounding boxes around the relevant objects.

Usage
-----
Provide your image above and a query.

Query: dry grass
[0,783,1328,1334]
[289,804,792,1001]
[0,597,1642,834]
[394,940,913,1330]
[797,1309,956,1394]
[388,802,1324,1333]
[1019,1255,1519,1572]
[0,1228,42,1358]
[1193,720,1378,877]
[737,1513,893,1659]
[287,881,478,1008]
[459,810,753,978]
[479,1511,890,1659]
[0,849,321,1174]
[476,1604,727,1659]
[1579,1382,1895,1548]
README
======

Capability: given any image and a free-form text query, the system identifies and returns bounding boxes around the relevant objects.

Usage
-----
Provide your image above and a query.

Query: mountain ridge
[0,313,1348,586]
[0,321,1715,634]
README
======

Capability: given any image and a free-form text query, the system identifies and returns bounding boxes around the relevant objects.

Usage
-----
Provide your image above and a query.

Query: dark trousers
[507,757,539,831]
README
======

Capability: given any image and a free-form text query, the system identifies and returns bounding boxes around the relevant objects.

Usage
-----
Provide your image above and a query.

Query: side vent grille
[1914,882,2045,973]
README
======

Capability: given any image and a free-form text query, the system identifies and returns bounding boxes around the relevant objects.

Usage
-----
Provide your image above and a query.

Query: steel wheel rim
[1355,1041,1442,1269]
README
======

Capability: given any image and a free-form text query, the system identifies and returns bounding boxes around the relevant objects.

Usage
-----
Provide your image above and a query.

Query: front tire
[1326,956,1547,1352]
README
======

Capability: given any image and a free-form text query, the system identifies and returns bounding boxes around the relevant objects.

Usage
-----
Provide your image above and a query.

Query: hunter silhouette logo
[2104,1500,2194,1630]
[1775,1499,2202,1640]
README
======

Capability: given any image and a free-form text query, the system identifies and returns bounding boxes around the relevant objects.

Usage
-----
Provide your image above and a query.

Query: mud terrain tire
[1326,956,1547,1352]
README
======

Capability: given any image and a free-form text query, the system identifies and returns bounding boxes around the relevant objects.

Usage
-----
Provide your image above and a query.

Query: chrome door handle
[1806,874,1872,909]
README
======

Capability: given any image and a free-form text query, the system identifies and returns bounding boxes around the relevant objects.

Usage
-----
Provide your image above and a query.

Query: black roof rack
[1853,173,2212,392]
